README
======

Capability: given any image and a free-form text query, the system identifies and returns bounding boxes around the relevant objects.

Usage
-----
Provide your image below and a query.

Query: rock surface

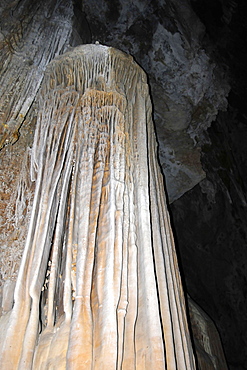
[188,297,228,370]
[0,0,245,369]
[80,0,230,202]
[0,0,76,310]
[0,44,195,369]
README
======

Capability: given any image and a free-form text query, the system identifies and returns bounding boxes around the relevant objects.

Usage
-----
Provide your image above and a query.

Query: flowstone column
[0,44,196,369]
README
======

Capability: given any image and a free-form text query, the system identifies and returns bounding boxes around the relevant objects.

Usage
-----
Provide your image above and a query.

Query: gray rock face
[0,0,73,140]
[81,0,229,202]
[169,1,247,368]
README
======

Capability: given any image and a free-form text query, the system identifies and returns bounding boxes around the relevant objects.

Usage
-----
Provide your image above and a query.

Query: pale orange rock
[0,45,196,369]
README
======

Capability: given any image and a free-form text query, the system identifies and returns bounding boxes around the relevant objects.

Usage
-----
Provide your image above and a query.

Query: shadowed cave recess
[0,0,246,369]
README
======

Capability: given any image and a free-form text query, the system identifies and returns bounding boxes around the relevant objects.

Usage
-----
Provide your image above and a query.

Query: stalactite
[0,44,196,369]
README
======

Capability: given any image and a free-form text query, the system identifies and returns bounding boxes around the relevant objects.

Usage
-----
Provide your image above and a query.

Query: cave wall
[171,1,247,369]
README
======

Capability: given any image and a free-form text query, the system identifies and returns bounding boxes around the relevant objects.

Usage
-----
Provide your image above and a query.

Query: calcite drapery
[0,44,195,369]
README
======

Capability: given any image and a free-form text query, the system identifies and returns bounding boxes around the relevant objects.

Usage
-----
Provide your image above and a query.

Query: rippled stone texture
[0,44,195,369]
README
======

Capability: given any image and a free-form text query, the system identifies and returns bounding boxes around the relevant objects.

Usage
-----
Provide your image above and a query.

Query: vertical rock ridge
[0,0,74,151]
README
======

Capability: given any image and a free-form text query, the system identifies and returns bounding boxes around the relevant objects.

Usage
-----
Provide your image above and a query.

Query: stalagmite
[0,44,196,369]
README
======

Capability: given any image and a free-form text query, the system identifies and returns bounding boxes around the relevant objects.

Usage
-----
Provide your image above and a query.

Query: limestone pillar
[0,44,195,369]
